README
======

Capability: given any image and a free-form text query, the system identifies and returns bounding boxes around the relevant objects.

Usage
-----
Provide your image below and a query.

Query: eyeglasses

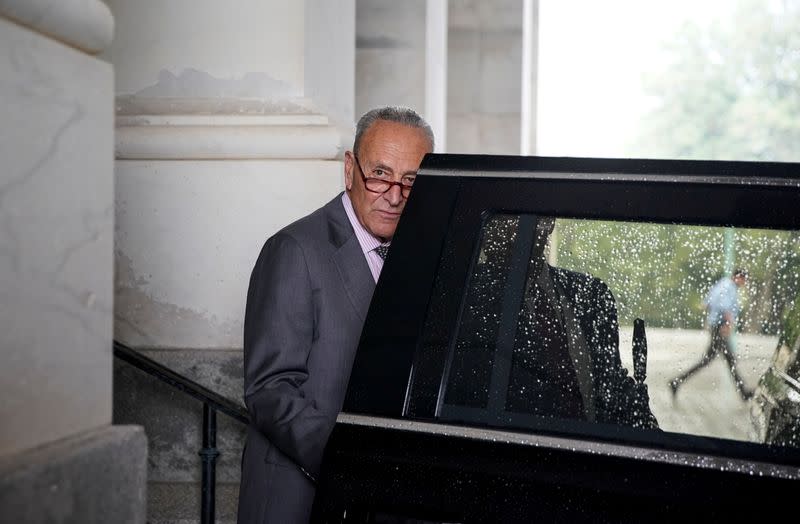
[353,155,416,198]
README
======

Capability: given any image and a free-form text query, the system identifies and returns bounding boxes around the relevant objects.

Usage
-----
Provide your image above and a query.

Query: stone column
[426,0,449,152]
[0,0,146,522]
[104,0,355,350]
[103,2,355,519]
[356,0,427,117]
[521,0,540,155]
[355,0,450,150]
[447,0,525,154]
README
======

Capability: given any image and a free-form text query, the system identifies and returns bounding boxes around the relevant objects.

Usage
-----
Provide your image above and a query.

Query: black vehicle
[312,155,800,523]
[751,299,800,448]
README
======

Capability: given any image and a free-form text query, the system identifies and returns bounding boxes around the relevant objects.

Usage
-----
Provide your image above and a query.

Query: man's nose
[384,183,404,206]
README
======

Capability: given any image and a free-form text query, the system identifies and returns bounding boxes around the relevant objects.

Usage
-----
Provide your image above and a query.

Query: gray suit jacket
[237,195,374,523]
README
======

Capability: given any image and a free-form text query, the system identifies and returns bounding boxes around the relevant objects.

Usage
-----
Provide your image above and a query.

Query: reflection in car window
[437,214,800,449]
[752,297,800,448]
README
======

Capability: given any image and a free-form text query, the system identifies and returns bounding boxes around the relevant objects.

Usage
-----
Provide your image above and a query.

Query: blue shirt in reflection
[704,277,739,327]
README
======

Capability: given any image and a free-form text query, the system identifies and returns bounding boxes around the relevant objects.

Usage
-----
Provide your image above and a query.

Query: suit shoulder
[253,196,347,272]
[551,266,614,300]
[551,266,603,288]
[276,205,330,243]
[265,195,343,247]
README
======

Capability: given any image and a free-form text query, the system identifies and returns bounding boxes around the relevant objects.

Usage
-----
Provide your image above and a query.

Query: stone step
[0,426,148,524]
[113,348,246,522]
[148,481,239,524]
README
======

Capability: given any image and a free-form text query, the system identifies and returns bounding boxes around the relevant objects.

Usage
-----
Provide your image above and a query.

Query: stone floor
[619,327,777,442]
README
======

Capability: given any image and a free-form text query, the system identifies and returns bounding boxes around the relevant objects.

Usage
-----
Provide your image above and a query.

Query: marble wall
[355,0,428,118]
[1,7,145,522]
[105,0,353,350]
[102,0,305,97]
[0,13,114,457]
[114,158,342,349]
[305,0,357,129]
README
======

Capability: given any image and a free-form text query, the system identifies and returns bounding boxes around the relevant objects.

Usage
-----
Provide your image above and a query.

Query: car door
[314,154,800,523]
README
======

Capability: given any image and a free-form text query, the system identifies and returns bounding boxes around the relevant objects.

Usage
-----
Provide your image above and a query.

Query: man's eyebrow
[371,162,418,177]
[371,162,394,173]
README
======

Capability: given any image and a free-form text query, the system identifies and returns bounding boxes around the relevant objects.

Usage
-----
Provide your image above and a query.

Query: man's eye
[373,169,387,177]
[402,176,416,186]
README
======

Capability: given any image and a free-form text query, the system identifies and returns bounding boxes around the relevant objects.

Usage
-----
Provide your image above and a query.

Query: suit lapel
[333,236,375,322]
[325,196,375,322]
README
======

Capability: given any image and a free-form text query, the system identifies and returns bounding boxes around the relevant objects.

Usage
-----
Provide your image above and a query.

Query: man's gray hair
[353,106,435,155]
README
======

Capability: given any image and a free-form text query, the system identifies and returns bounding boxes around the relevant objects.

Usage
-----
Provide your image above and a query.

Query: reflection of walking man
[669,269,753,401]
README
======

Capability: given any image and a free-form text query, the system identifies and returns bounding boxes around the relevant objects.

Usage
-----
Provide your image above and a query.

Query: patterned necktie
[374,243,390,260]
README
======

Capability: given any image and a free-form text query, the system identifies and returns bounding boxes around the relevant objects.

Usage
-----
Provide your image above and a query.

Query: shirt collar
[341,192,383,254]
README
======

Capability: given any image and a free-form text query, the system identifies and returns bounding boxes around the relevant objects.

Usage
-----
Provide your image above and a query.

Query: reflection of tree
[744,264,777,334]
[555,220,800,334]
[740,230,800,335]
[580,1,800,332]
[780,283,800,347]
[630,0,800,162]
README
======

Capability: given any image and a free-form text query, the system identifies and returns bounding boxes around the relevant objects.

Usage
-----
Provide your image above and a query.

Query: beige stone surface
[446,0,523,154]
[355,0,427,117]
[0,17,113,458]
[114,159,344,349]
[102,0,304,96]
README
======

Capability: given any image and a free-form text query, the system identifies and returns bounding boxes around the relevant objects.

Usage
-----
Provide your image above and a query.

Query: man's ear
[344,151,355,191]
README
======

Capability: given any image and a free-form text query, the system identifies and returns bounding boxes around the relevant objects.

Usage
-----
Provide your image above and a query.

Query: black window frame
[343,153,800,469]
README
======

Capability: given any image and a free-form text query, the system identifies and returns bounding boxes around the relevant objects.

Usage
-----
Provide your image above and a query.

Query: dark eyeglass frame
[353,155,416,198]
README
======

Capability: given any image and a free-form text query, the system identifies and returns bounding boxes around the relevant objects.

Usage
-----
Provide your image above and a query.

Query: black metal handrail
[113,340,249,524]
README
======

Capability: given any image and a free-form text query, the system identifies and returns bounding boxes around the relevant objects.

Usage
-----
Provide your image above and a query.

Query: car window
[436,213,800,448]
[344,158,800,469]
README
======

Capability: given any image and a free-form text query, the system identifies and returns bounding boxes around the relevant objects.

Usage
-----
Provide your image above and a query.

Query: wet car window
[436,213,800,448]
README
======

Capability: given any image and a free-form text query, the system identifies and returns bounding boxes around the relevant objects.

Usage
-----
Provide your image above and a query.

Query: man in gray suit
[237,107,434,523]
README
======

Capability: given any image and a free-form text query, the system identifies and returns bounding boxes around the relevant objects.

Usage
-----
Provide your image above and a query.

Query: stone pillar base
[0,425,148,524]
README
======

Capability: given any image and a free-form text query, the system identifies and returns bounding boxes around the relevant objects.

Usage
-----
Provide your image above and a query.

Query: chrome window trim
[418,168,800,188]
[337,412,800,480]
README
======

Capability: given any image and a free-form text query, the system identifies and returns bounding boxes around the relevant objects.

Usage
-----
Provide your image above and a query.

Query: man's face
[345,120,431,241]
[734,274,747,287]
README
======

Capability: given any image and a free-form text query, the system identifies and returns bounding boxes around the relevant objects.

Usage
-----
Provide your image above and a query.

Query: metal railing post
[200,403,220,524]
[114,342,251,524]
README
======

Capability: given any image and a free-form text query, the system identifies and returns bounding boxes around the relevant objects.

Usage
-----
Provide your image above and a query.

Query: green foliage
[570,1,800,331]
[780,290,800,347]
[629,0,800,162]
[553,220,800,333]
